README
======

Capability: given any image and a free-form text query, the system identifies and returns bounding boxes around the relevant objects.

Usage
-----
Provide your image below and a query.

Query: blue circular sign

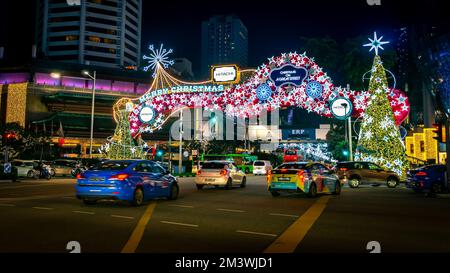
[306,81,323,99]
[256,83,272,101]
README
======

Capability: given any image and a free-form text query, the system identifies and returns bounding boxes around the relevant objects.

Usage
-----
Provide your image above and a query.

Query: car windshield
[202,162,227,169]
[92,161,132,170]
[277,163,308,170]
[254,161,265,166]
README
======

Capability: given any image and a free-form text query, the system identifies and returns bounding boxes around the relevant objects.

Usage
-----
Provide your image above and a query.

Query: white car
[253,160,272,175]
[195,161,246,190]
[12,160,36,177]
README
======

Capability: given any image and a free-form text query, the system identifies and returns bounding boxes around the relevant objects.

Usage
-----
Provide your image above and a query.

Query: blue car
[406,164,448,194]
[76,160,179,206]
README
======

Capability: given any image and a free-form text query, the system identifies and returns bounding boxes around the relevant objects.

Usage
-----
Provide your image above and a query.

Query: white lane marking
[111,215,135,220]
[236,230,278,238]
[73,210,95,215]
[269,213,299,218]
[217,208,245,213]
[168,204,194,208]
[0,203,16,207]
[32,207,54,210]
[160,221,199,228]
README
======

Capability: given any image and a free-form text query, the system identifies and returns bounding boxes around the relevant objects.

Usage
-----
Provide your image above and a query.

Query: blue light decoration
[256,83,272,101]
[363,32,390,55]
[143,44,175,77]
[306,81,323,99]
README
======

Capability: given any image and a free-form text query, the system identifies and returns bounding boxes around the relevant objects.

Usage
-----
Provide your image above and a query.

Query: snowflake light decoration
[143,44,175,77]
[363,32,390,55]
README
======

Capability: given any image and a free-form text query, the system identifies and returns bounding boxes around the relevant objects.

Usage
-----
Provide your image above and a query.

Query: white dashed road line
[73,210,95,215]
[236,230,278,238]
[168,204,195,208]
[217,208,245,213]
[32,207,54,210]
[269,213,299,218]
[111,215,135,220]
[160,221,199,228]
[0,203,16,207]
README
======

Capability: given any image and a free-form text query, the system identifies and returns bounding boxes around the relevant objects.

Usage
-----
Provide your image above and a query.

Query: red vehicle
[283,149,299,163]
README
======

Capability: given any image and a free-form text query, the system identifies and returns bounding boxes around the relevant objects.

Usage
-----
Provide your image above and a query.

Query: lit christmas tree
[355,33,407,177]
[102,104,147,160]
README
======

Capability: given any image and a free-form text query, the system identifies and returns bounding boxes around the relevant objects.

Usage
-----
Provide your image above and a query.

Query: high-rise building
[35,0,142,69]
[201,15,248,78]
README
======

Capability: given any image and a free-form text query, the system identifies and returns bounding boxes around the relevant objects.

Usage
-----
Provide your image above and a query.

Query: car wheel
[270,190,280,197]
[349,178,360,188]
[387,177,398,188]
[27,170,34,178]
[240,177,247,188]
[83,200,97,205]
[196,184,204,190]
[168,183,179,200]
[132,188,144,207]
[307,183,317,198]
[332,182,341,195]
[225,178,233,190]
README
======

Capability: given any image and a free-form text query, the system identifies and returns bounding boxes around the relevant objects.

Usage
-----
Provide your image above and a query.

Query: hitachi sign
[212,65,239,84]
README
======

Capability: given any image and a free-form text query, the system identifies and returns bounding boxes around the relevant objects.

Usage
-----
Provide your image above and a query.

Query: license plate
[278,177,291,182]
[89,177,105,182]
[205,178,215,182]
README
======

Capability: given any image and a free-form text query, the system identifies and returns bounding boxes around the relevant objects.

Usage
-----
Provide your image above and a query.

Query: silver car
[51,160,77,177]
[195,161,246,190]
[12,160,35,177]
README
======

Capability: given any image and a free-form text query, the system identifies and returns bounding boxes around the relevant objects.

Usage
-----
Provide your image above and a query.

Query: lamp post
[83,71,97,159]
[341,102,353,161]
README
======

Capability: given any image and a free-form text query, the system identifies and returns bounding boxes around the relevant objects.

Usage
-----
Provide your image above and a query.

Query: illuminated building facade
[35,0,142,69]
[0,61,150,157]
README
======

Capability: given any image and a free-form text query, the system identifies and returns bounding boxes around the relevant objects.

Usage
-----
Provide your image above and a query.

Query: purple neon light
[0,73,29,84]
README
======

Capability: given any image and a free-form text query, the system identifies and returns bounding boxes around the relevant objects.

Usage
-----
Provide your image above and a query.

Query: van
[253,160,272,175]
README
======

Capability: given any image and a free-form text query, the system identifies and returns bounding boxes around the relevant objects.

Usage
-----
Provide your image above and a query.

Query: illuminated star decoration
[143,44,175,77]
[363,32,390,55]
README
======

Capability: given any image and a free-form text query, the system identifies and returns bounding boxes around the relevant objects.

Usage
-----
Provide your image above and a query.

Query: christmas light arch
[116,50,410,139]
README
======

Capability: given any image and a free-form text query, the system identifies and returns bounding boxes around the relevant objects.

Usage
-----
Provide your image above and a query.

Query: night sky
[0,0,446,74]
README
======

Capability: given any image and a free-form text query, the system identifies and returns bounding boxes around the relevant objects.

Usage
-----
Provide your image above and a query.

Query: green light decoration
[101,110,147,160]
[354,55,408,178]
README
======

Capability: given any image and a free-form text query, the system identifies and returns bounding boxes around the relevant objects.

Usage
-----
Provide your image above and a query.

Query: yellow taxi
[267,162,342,197]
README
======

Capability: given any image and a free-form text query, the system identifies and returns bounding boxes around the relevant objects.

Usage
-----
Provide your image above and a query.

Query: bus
[199,154,258,174]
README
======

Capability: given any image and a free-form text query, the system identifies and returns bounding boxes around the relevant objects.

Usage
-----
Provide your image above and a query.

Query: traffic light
[342,150,349,157]
[2,132,16,145]
[432,123,445,143]
[156,150,164,157]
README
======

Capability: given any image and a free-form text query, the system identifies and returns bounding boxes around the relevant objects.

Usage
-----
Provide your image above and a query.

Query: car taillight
[297,170,305,181]
[76,173,85,179]
[220,169,227,176]
[197,170,202,175]
[109,174,129,181]
[416,171,427,176]
[340,168,348,171]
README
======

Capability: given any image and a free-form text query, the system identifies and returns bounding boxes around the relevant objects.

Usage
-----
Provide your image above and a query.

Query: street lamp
[83,71,97,159]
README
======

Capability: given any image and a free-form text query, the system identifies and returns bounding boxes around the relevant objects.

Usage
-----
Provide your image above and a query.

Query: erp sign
[269,64,308,88]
